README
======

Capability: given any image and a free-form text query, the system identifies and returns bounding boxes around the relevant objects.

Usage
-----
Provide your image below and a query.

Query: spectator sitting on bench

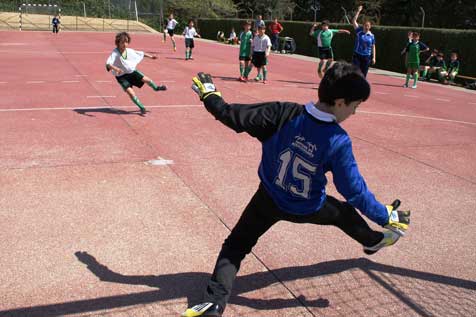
[228,28,238,44]
[439,51,460,84]
[425,52,446,81]
[217,31,225,42]
[420,49,438,80]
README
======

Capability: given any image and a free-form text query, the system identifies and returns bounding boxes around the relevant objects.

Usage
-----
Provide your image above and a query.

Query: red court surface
[0,30,475,317]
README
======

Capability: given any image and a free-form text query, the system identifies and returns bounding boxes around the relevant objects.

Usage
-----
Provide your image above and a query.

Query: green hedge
[197,19,476,77]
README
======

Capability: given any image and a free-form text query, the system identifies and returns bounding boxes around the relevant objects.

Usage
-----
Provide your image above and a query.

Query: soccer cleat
[140,107,147,115]
[363,230,400,255]
[411,84,417,89]
[155,85,167,91]
[174,47,177,52]
[403,84,408,88]
[263,80,267,84]
[182,303,223,317]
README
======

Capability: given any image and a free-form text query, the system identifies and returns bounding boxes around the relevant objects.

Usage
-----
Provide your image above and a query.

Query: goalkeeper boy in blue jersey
[183,62,411,317]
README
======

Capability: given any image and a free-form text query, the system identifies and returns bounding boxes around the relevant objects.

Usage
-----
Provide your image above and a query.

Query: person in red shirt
[268,18,284,52]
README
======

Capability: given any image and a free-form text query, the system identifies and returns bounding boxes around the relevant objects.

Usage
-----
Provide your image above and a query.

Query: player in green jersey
[238,21,253,82]
[401,32,429,89]
[309,20,350,78]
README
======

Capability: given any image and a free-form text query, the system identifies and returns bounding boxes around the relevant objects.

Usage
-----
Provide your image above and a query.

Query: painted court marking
[95,80,112,83]
[0,104,203,112]
[147,157,174,166]
[374,92,388,95]
[469,102,476,105]
[86,95,116,98]
[435,98,451,102]
[359,110,476,126]
[62,80,80,83]
[0,104,473,126]
[26,81,45,84]
[404,94,419,98]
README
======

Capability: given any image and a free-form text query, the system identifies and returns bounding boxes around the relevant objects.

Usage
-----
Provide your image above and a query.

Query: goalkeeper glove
[385,199,411,236]
[191,72,222,101]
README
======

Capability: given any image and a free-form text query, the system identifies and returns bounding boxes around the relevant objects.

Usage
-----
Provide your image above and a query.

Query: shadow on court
[73,108,145,117]
[1,252,474,317]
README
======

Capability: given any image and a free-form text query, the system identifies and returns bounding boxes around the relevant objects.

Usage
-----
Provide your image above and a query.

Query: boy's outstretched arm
[191,72,303,142]
[330,136,410,235]
[352,5,362,29]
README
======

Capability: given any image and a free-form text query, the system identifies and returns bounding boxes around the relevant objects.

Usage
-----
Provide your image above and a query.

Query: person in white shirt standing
[106,32,166,115]
[163,13,178,51]
[251,26,272,84]
[183,19,201,61]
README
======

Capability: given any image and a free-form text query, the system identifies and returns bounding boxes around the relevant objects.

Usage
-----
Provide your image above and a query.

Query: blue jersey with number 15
[202,96,389,226]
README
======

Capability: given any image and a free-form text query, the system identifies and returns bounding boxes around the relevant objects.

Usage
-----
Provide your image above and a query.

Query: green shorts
[116,70,145,90]
[406,62,419,70]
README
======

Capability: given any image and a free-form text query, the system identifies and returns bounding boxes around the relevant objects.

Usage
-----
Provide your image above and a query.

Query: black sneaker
[155,85,167,91]
[140,107,147,115]
[182,302,223,317]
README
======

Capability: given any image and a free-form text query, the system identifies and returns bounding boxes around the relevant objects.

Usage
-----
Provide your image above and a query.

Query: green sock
[263,67,267,80]
[318,61,323,73]
[405,74,411,85]
[240,64,244,76]
[413,73,418,85]
[148,80,158,90]
[244,66,252,77]
[325,60,332,72]
[131,96,145,110]
[189,50,192,58]
[185,50,189,59]
[422,69,428,78]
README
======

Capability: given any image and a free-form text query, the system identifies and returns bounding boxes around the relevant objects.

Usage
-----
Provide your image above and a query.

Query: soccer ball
[281,49,286,54]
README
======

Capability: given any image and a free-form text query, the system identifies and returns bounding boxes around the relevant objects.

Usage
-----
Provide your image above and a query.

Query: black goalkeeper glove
[385,199,411,236]
[191,72,222,101]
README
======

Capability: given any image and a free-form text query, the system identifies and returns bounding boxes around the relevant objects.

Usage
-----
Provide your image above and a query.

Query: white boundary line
[86,95,116,98]
[0,104,203,112]
[404,94,419,98]
[435,98,451,102]
[359,110,476,126]
[26,81,45,84]
[62,80,80,83]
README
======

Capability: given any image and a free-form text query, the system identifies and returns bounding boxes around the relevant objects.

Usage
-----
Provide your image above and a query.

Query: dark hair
[321,20,330,26]
[243,20,251,26]
[115,32,131,46]
[188,19,194,24]
[318,62,370,106]
[412,31,420,37]
[438,52,445,57]
[451,51,458,56]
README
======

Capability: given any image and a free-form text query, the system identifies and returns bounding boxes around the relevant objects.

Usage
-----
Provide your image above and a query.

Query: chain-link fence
[0,0,159,32]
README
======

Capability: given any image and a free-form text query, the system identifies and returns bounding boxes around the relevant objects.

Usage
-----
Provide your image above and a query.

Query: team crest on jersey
[292,135,317,157]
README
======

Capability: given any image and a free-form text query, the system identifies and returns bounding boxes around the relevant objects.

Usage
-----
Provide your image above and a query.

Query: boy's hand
[191,72,222,101]
[357,5,363,11]
[385,200,410,236]
[115,68,123,75]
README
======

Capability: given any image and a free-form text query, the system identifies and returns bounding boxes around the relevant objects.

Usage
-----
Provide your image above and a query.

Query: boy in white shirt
[183,19,201,61]
[106,32,166,115]
[251,26,272,84]
[163,13,178,51]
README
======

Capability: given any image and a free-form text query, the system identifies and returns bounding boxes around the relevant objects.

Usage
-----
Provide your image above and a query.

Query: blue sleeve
[419,42,428,50]
[330,135,389,226]
[355,26,363,34]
